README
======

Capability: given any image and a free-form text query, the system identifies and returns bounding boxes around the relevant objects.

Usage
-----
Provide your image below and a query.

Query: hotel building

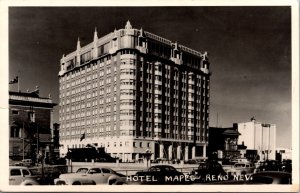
[58,21,211,161]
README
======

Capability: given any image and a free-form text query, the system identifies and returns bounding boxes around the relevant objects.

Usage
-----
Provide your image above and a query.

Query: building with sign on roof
[238,118,276,161]
[58,21,211,162]
[9,88,57,163]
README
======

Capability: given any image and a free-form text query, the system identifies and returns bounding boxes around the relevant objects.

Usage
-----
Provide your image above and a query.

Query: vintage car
[129,165,192,185]
[254,160,281,173]
[281,159,292,173]
[189,160,227,183]
[206,171,292,184]
[245,171,292,184]
[30,165,68,185]
[14,159,34,167]
[226,162,255,176]
[9,166,39,185]
[54,167,126,185]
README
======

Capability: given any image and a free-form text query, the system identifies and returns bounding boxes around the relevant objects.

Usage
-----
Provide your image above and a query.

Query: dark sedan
[190,160,227,183]
[245,171,292,184]
[206,171,292,185]
[128,165,191,184]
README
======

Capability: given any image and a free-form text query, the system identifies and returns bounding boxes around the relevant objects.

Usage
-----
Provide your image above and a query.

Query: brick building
[9,89,56,162]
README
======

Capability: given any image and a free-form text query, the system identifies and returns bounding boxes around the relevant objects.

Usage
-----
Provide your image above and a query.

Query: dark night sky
[8,7,291,148]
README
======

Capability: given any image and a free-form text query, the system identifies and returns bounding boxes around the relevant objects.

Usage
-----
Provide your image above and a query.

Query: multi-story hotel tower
[58,21,211,161]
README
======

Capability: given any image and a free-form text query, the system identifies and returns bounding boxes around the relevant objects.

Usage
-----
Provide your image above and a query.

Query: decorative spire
[202,51,208,61]
[139,27,144,37]
[125,20,132,29]
[93,27,98,42]
[113,28,118,39]
[76,37,81,50]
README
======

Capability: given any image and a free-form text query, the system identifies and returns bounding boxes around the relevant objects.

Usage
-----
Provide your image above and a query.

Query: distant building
[208,124,240,161]
[58,21,211,161]
[9,89,56,162]
[238,119,276,160]
[275,147,292,161]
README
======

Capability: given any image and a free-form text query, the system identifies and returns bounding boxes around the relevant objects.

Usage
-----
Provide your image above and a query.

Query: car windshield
[235,164,245,168]
[149,167,161,172]
[22,169,31,176]
[101,168,112,173]
[88,168,102,174]
[76,168,88,173]
[198,163,207,169]
[10,169,21,176]
[164,166,176,172]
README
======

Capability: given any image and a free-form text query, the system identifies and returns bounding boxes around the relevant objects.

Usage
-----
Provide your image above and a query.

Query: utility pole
[216,112,218,127]
[22,122,25,160]
[36,125,39,165]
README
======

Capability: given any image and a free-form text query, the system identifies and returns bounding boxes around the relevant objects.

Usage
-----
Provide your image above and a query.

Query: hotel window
[80,51,91,64]
[106,87,111,94]
[107,67,111,74]
[106,78,111,84]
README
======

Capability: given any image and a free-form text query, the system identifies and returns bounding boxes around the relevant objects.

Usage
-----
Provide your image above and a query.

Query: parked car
[227,162,255,176]
[129,165,191,184]
[281,159,292,173]
[254,160,280,173]
[30,165,68,185]
[206,171,292,185]
[15,159,34,167]
[54,167,126,185]
[245,171,292,184]
[190,160,227,183]
[9,166,39,185]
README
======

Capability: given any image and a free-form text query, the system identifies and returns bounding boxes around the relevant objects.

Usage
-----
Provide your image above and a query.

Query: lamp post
[22,122,24,160]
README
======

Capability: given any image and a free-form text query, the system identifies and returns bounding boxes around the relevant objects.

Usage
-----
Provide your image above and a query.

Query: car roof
[78,167,113,170]
[151,165,175,168]
[10,166,29,169]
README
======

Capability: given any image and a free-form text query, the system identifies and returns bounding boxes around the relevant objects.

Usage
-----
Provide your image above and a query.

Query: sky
[8,6,292,148]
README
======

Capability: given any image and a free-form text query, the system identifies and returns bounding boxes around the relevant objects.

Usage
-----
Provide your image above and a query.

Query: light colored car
[9,166,39,185]
[54,167,126,185]
[227,162,255,176]
[15,159,34,167]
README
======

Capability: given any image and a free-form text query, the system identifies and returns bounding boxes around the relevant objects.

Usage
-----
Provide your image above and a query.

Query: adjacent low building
[208,124,240,161]
[58,21,211,161]
[9,89,56,162]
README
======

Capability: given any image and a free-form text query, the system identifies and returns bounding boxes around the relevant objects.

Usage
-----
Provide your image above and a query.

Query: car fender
[108,175,122,185]
[20,179,39,185]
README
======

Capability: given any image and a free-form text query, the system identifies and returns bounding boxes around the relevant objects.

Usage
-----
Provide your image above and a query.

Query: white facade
[58,21,210,161]
[238,120,276,160]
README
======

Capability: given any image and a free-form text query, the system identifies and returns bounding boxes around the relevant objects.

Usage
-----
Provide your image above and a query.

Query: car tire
[108,179,117,185]
[72,181,81,185]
